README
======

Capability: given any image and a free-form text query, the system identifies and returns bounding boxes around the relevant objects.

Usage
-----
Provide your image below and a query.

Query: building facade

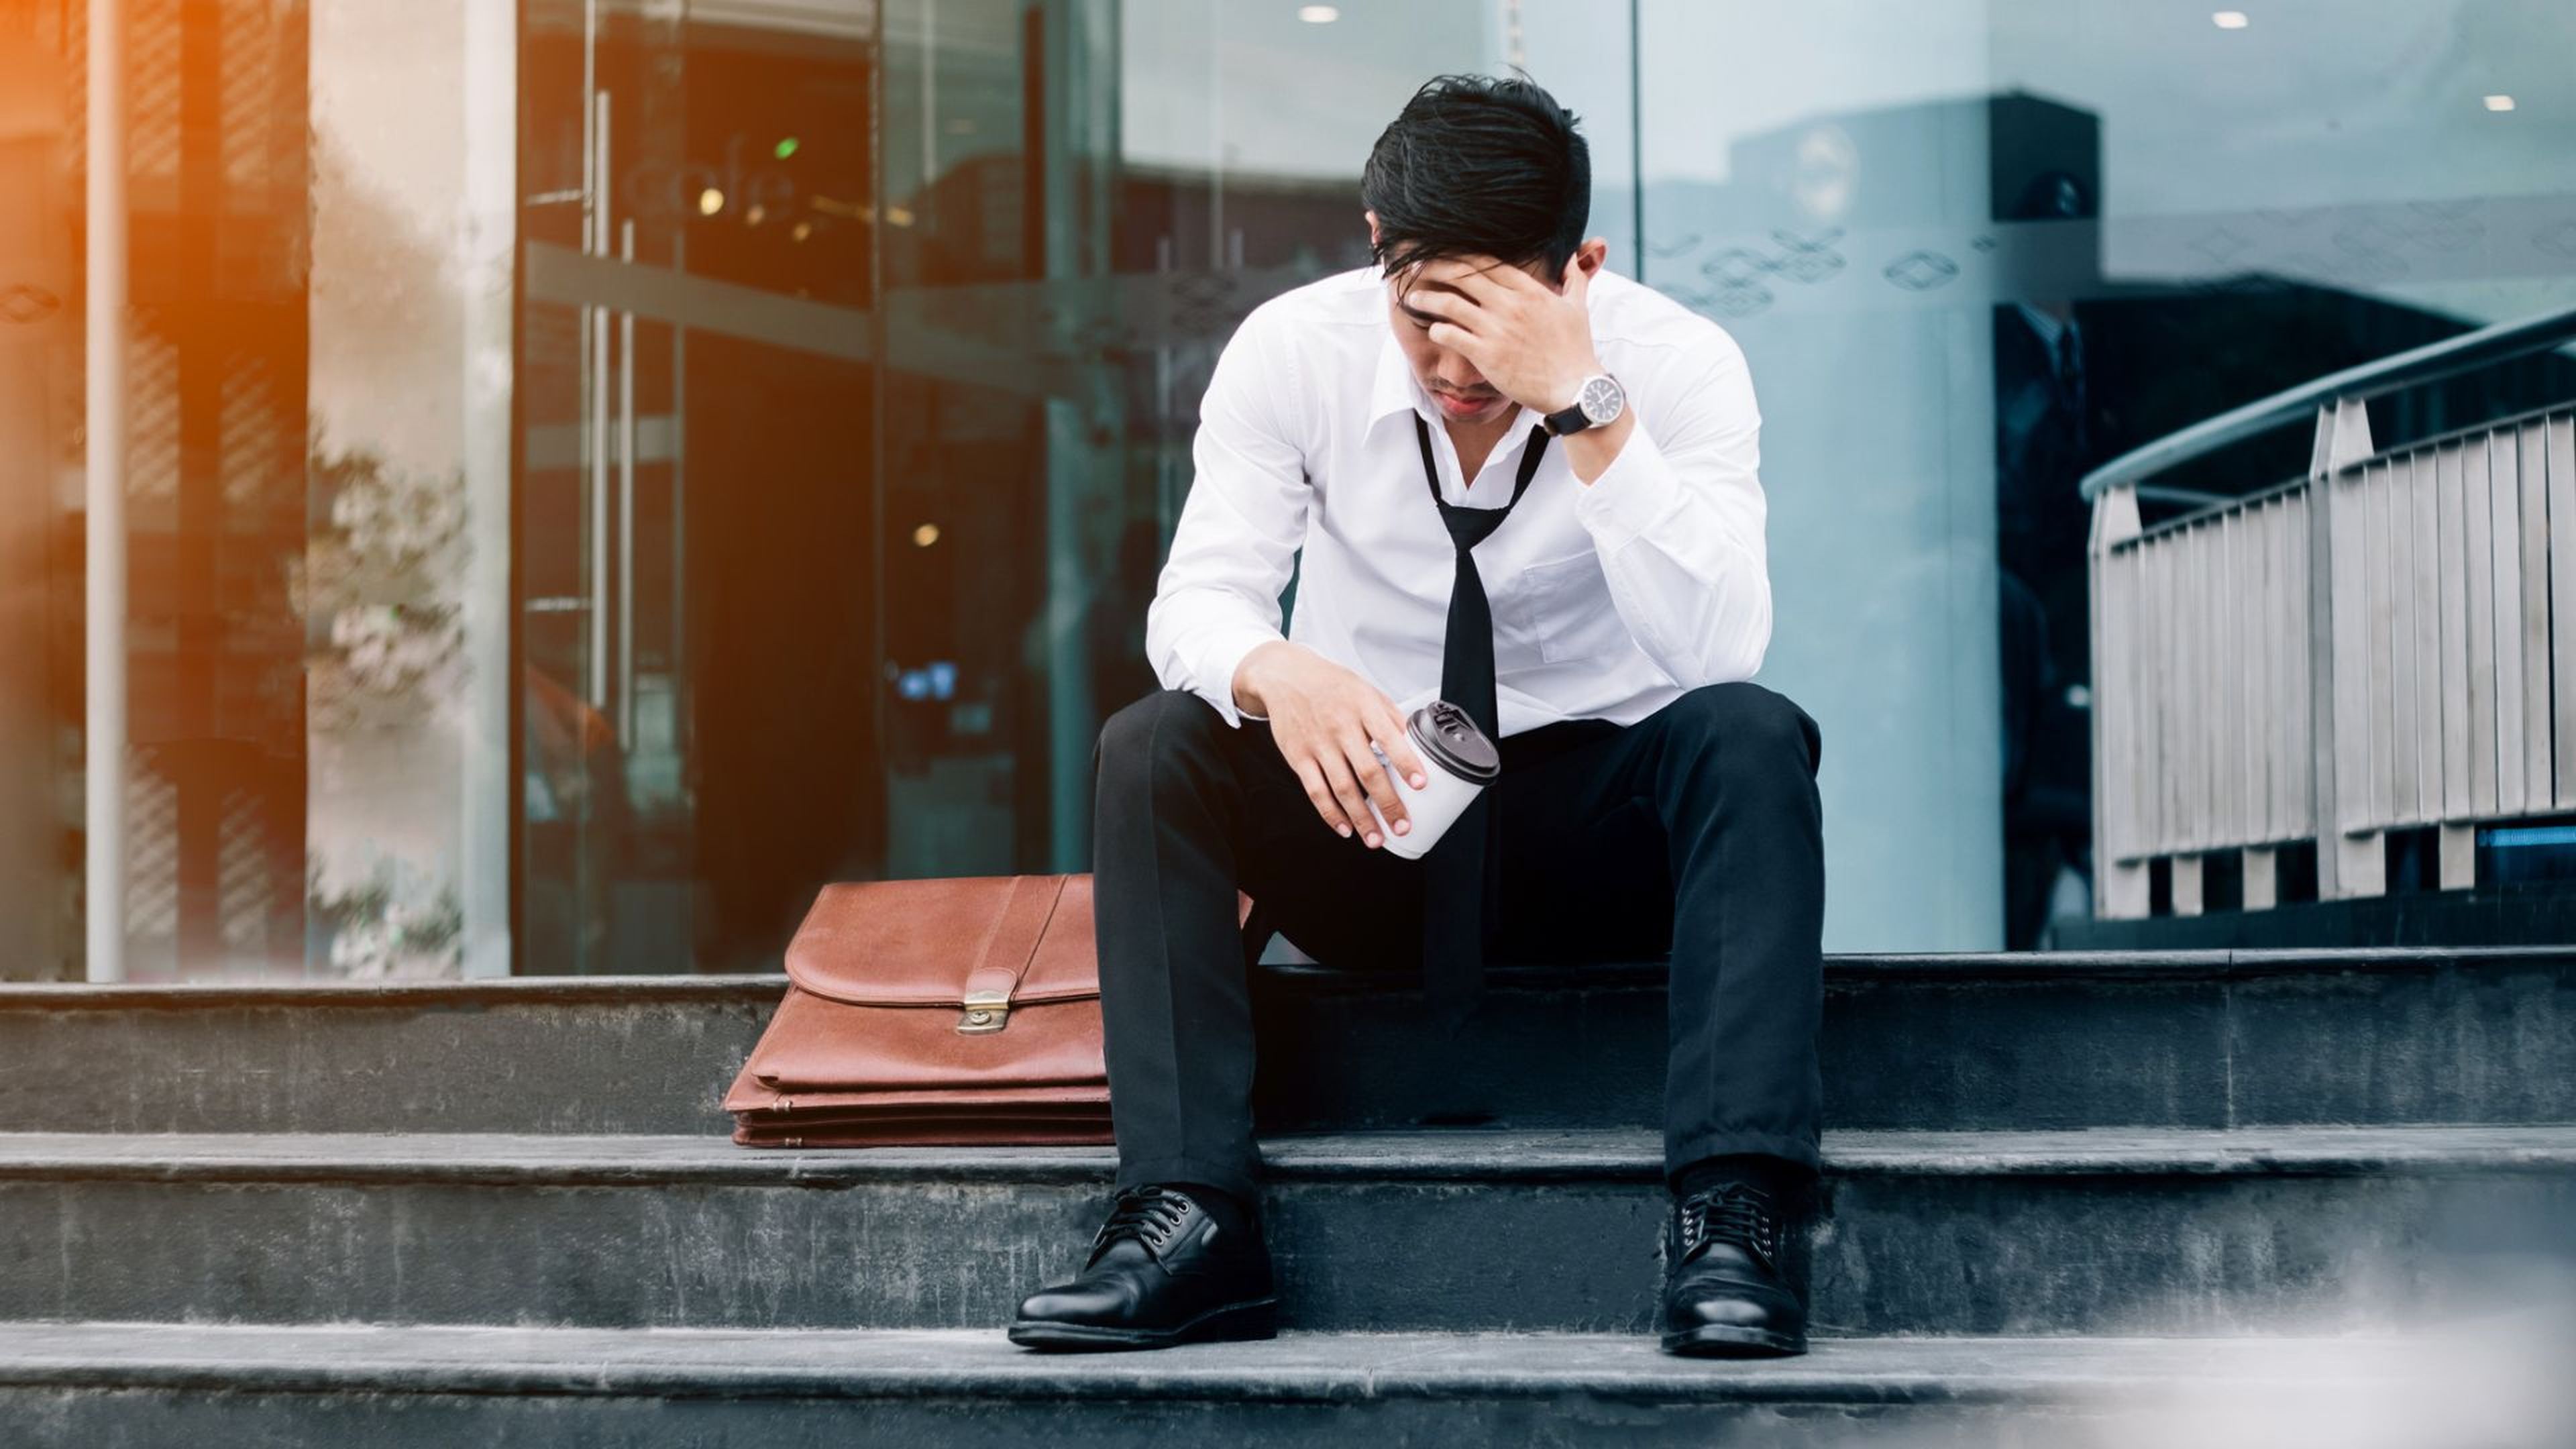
[5,0,2574,981]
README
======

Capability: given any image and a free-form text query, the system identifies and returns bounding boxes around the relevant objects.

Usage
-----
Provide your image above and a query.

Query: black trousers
[1091,681,1825,1206]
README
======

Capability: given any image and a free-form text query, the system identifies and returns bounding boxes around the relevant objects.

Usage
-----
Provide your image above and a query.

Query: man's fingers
[1404,277,1490,339]
[1404,282,1470,319]
[1415,305,1483,345]
[1313,749,1385,848]
[1425,319,1483,356]
[1289,754,1354,838]
[1342,731,1408,830]
[1375,706,1430,789]
[1408,284,1499,327]
[1384,737,1430,791]
[1414,255,1515,307]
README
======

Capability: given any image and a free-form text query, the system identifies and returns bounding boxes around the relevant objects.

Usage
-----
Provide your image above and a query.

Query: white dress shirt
[1144,262,1770,739]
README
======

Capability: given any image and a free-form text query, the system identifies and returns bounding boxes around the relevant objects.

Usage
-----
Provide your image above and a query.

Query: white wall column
[458,0,517,976]
[83,0,128,982]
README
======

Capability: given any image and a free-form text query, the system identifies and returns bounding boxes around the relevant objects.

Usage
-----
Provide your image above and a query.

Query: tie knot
[1417,415,1550,555]
[1438,498,1512,551]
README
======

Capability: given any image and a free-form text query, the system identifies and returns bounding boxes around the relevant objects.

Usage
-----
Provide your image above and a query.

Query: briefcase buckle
[957,989,1012,1034]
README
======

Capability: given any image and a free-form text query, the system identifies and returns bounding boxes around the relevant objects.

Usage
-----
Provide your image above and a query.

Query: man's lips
[1436,390,1498,415]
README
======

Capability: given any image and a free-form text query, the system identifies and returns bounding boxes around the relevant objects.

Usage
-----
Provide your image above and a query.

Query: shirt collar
[1368,326,1429,437]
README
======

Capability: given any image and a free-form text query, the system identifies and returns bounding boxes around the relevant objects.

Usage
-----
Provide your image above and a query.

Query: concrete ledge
[0,1322,2436,1403]
[2,950,2570,1138]
[0,976,795,1011]
[11,1322,2565,1448]
[7,947,2571,1011]
[1222,946,2576,988]
[4,1128,2571,1336]
[1,1126,2571,1187]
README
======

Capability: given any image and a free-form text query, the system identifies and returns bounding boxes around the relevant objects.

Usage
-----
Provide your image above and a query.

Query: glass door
[518,0,883,973]
[872,0,1124,879]
[514,0,1121,973]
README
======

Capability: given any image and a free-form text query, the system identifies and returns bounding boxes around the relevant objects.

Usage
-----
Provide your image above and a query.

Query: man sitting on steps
[1008,71,1827,1359]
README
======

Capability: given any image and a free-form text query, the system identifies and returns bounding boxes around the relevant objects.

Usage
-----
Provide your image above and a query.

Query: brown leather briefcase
[723,873,1261,1148]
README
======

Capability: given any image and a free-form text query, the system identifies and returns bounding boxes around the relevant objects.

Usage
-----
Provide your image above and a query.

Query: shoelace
[1673,1182,1784,1272]
[1087,1183,1195,1263]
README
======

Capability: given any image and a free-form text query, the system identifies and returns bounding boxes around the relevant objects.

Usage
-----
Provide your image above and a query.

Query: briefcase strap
[956,875,1068,1033]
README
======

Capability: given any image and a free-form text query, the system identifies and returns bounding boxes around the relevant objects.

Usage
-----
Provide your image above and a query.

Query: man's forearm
[1562,407,1638,485]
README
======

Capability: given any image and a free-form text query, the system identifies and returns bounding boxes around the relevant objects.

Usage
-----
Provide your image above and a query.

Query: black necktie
[1413,412,1549,1031]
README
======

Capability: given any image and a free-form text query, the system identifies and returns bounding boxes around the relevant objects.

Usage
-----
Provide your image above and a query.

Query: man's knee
[1665,682,1821,776]
[1095,688,1230,793]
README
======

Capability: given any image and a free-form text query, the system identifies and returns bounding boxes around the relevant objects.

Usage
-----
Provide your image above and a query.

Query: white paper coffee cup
[1365,700,1500,859]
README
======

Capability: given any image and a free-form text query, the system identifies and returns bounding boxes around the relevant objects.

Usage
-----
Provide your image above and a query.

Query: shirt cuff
[1192,626,1285,728]
[1571,402,1691,557]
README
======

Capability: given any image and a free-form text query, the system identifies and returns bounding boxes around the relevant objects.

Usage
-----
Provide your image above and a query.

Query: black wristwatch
[1544,372,1627,435]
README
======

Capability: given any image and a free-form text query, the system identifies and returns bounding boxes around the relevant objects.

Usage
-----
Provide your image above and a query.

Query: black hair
[1361,70,1591,282]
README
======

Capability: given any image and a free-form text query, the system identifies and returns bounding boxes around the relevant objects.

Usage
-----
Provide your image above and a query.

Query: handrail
[2078,302,2576,500]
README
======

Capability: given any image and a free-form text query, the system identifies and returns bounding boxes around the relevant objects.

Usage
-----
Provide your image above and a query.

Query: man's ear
[1364,209,1379,247]
[1550,239,1609,293]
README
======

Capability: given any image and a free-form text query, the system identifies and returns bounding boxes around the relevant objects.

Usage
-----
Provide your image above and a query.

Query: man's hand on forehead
[1400,254,1553,306]
[1395,251,1602,418]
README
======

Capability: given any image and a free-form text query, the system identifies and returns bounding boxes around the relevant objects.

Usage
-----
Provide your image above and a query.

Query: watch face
[1578,375,1625,424]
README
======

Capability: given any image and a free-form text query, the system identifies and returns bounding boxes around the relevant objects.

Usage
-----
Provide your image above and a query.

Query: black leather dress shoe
[1007,1183,1279,1351]
[1658,1180,1809,1356]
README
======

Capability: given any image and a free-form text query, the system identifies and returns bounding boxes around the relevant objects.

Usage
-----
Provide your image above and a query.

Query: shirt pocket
[1499,548,1635,667]
[1488,570,1550,676]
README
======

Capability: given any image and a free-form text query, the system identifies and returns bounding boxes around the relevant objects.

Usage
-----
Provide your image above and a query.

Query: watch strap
[1546,372,1623,435]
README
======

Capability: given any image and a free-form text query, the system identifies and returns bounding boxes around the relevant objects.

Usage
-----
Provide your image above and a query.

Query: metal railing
[2086,305,2576,918]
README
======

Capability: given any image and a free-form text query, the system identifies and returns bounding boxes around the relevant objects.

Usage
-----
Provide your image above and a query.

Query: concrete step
[4,947,2569,1136]
[3,1126,2570,1337]
[6,1322,2561,1448]
[1254,947,2576,1133]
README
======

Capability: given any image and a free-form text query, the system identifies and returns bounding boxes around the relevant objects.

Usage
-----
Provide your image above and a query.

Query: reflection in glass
[1640,0,2576,949]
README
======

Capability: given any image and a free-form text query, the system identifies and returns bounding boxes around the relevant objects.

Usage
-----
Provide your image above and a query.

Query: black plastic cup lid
[1405,700,1500,782]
